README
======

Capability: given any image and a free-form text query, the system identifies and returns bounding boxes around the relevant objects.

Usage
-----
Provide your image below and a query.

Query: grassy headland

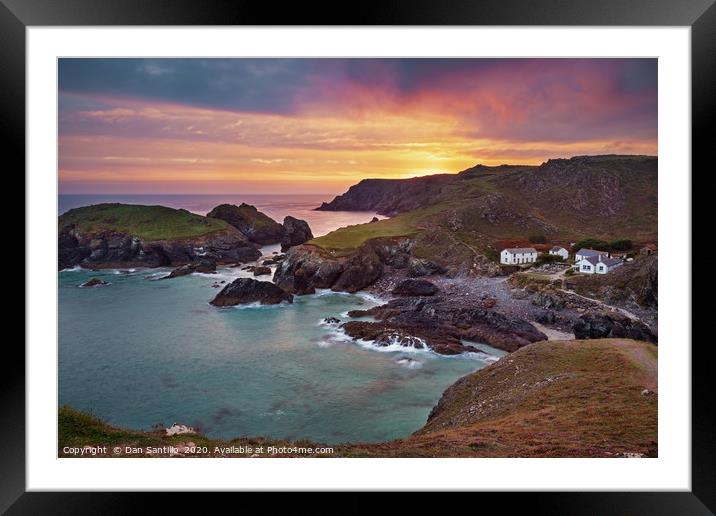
[59,203,229,241]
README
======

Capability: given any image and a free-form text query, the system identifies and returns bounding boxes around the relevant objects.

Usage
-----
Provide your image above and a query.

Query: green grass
[59,203,229,241]
[308,206,438,253]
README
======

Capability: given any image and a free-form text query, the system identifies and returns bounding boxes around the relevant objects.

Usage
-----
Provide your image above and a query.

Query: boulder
[281,216,314,252]
[572,312,657,343]
[532,290,565,310]
[370,217,380,223]
[210,278,293,306]
[323,317,341,325]
[253,266,272,276]
[79,278,109,288]
[392,279,439,296]
[536,310,557,324]
[206,203,284,245]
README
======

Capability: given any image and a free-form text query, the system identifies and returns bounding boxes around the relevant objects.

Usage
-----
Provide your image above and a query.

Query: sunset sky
[58,58,657,195]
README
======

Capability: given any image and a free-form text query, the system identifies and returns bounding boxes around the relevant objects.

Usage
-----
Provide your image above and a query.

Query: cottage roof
[576,248,609,257]
[577,256,600,266]
[550,246,566,252]
[503,247,537,254]
[600,258,622,267]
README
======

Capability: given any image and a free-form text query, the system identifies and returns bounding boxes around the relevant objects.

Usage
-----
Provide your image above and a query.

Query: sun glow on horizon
[58,58,657,194]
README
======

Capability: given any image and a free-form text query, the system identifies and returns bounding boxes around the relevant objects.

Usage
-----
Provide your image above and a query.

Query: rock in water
[343,296,547,354]
[206,203,284,245]
[392,279,439,296]
[253,266,272,276]
[80,278,109,287]
[573,312,657,343]
[163,258,217,279]
[281,216,314,252]
[323,317,341,325]
[210,278,293,306]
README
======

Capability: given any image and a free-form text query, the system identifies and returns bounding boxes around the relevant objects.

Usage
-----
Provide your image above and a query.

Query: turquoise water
[59,257,502,444]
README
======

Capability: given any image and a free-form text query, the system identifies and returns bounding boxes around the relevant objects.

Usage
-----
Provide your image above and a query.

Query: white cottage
[500,247,538,265]
[549,246,569,260]
[574,255,623,275]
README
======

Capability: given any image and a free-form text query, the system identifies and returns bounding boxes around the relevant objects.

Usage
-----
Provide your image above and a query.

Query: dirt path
[557,288,642,321]
[531,321,575,341]
[616,341,658,391]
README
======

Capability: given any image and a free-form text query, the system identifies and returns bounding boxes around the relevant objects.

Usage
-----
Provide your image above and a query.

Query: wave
[313,288,352,298]
[322,326,503,362]
[354,291,389,305]
[60,265,85,272]
[461,351,501,364]
[112,268,137,275]
[225,300,292,310]
[395,357,424,369]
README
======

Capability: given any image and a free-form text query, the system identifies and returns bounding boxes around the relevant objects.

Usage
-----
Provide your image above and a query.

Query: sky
[58,58,657,195]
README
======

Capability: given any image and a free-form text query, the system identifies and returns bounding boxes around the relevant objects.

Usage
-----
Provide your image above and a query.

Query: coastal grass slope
[59,203,229,241]
[59,338,657,458]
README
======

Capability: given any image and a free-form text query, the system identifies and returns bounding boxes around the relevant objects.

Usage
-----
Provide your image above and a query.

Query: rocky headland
[59,204,262,270]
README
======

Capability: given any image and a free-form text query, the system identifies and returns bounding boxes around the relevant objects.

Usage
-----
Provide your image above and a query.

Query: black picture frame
[5,0,710,510]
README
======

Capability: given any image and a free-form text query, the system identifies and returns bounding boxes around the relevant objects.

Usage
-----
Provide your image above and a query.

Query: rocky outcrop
[253,266,272,276]
[273,245,344,295]
[210,278,293,306]
[407,258,446,277]
[281,216,314,252]
[573,312,657,343]
[274,236,415,295]
[343,296,547,354]
[392,279,439,296]
[341,321,435,351]
[330,246,383,293]
[162,258,217,279]
[532,289,565,310]
[79,278,109,287]
[535,310,557,324]
[59,224,260,270]
[206,203,284,245]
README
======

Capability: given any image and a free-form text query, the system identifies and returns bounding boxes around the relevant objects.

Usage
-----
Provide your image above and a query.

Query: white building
[574,255,623,275]
[549,246,569,260]
[500,247,538,265]
[575,248,610,262]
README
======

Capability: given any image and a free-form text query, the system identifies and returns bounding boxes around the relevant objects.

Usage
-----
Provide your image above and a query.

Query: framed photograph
[9,0,710,508]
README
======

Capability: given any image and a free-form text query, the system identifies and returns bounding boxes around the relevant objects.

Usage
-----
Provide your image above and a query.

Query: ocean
[58,195,502,444]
